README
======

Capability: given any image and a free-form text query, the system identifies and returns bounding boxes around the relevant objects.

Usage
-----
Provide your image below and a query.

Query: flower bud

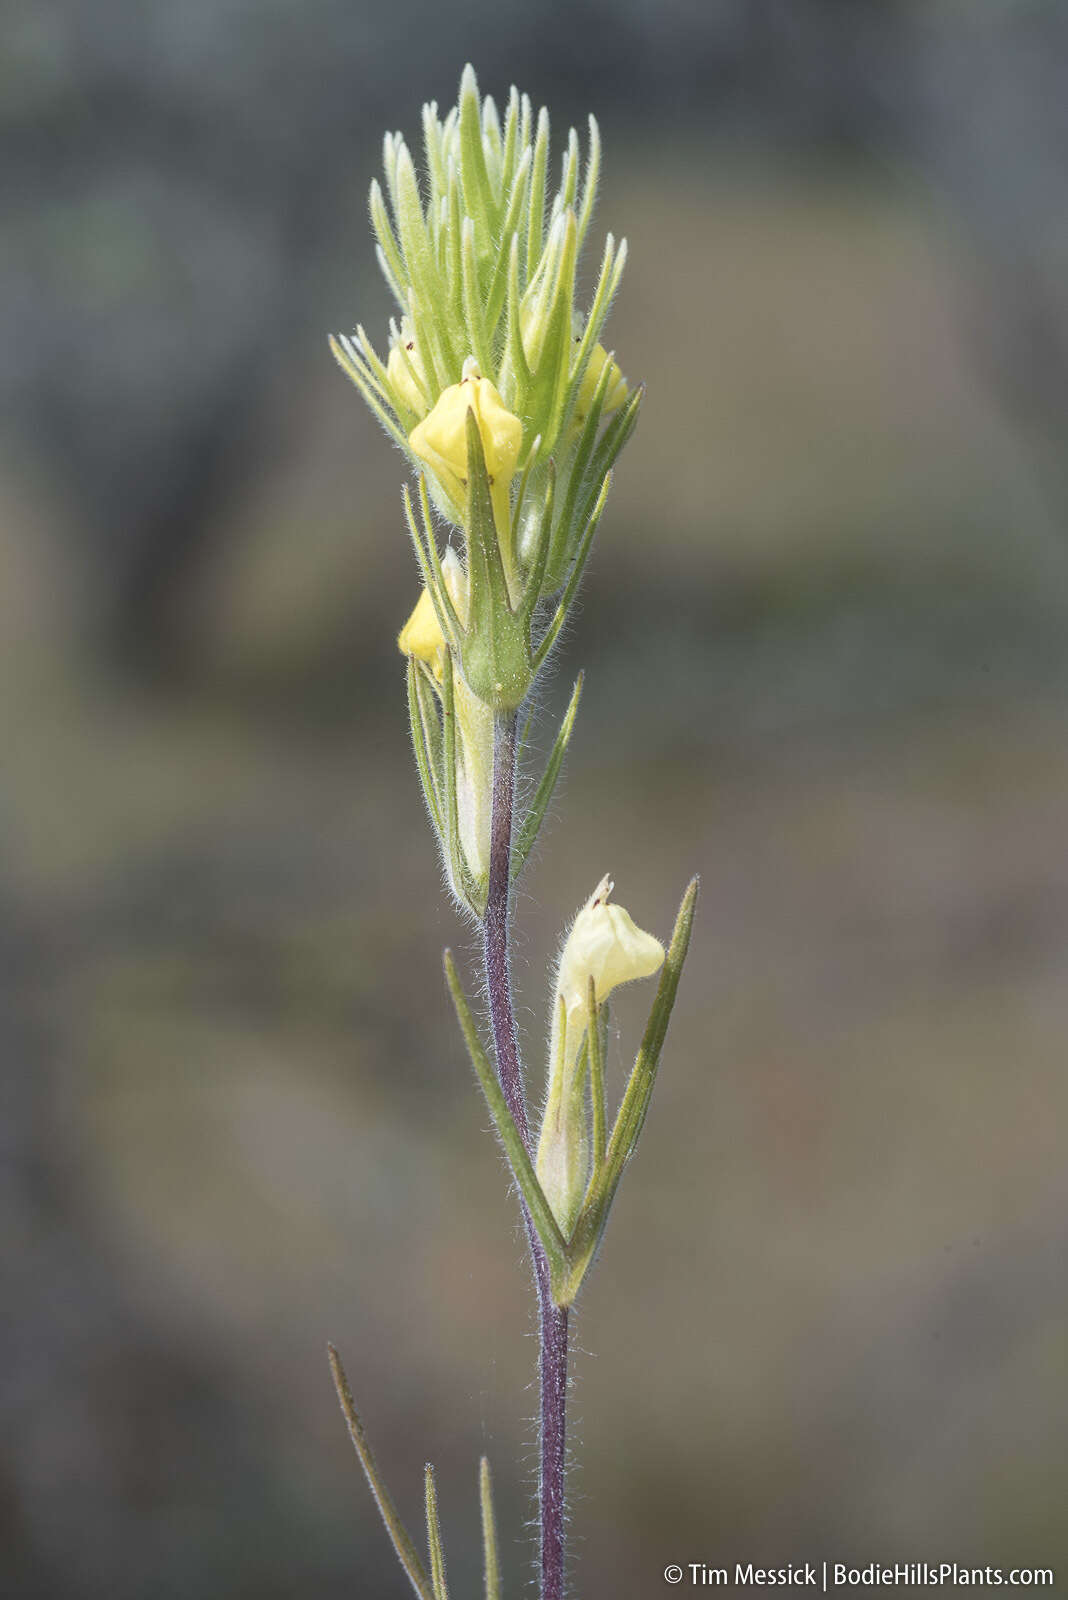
[397,551,492,892]
[409,367,522,536]
[387,330,429,418]
[572,344,628,427]
[396,547,467,680]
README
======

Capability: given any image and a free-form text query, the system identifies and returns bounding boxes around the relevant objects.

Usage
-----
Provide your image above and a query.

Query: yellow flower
[387,332,428,417]
[409,369,522,536]
[556,874,664,1017]
[397,551,492,888]
[573,344,627,426]
[396,548,466,680]
[536,875,664,1233]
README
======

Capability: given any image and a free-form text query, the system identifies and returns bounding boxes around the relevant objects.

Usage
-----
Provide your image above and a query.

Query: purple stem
[483,710,569,1600]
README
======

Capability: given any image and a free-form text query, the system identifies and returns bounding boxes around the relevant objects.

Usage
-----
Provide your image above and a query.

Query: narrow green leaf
[330,336,408,451]
[326,1345,437,1600]
[381,131,402,214]
[355,323,399,402]
[369,179,409,307]
[481,94,504,195]
[499,85,520,198]
[424,1465,450,1600]
[433,194,449,279]
[532,211,578,449]
[568,235,627,403]
[505,235,532,394]
[333,330,388,400]
[482,93,503,150]
[422,101,447,206]
[479,1458,501,1600]
[418,479,467,640]
[526,106,550,281]
[572,384,643,536]
[575,114,601,256]
[461,217,493,374]
[407,657,445,840]
[533,472,611,673]
[445,169,465,335]
[400,484,462,651]
[395,145,445,324]
[518,94,532,163]
[510,671,583,882]
[517,458,555,625]
[605,876,700,1176]
[507,431,541,569]
[546,346,619,587]
[554,126,580,219]
[375,245,409,314]
[443,950,570,1285]
[459,66,497,247]
[484,148,532,337]
[414,657,445,766]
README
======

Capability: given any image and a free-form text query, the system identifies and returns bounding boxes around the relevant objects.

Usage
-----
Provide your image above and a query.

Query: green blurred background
[4,3,1068,1596]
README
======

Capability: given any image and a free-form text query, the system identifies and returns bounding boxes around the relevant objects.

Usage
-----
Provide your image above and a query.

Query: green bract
[331,64,642,656]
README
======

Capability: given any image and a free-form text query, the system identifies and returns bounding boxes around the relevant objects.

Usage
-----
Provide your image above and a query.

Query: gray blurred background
[4,2,1068,1595]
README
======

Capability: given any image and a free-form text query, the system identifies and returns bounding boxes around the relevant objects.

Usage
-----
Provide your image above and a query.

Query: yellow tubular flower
[573,344,628,426]
[397,549,492,888]
[386,329,429,418]
[396,548,467,680]
[409,370,522,539]
[556,873,664,1014]
[536,875,665,1233]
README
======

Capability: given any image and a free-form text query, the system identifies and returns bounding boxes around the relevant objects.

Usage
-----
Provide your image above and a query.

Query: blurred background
[4,1,1068,1595]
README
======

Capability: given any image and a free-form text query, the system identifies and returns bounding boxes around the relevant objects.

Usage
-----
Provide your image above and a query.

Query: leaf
[517,459,555,627]
[479,1458,501,1600]
[329,336,408,452]
[461,217,493,375]
[484,148,532,336]
[525,106,550,280]
[458,65,498,253]
[533,473,611,674]
[575,114,601,256]
[424,1465,450,1600]
[443,950,570,1290]
[327,1345,436,1600]
[511,672,583,882]
[407,657,445,841]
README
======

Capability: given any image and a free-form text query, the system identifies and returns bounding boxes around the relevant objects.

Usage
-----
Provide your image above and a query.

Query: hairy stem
[483,711,529,1145]
[536,1288,568,1600]
[483,709,569,1600]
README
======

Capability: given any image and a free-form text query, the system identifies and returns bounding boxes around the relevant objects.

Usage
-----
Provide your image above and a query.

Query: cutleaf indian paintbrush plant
[329,65,697,1600]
